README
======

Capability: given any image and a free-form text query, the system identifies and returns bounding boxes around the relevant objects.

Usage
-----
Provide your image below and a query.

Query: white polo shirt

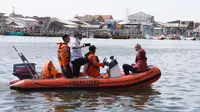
[71,40,83,61]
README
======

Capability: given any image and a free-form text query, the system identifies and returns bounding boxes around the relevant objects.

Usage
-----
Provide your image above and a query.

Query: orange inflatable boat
[10,60,161,91]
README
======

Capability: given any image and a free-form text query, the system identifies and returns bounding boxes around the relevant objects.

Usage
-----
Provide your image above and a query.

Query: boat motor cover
[13,63,36,80]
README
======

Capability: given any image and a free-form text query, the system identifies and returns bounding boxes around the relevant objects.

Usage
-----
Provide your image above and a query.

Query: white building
[0,13,6,31]
[126,12,155,35]
[6,17,38,30]
[128,12,154,23]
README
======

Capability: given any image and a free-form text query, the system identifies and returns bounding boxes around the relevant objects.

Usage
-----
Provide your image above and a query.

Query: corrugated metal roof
[179,24,188,28]
[101,15,113,20]
[59,19,78,25]
[164,23,179,27]
[64,25,77,28]
[81,25,100,28]
[129,12,153,18]
[16,18,38,22]
[118,20,130,24]
[164,23,188,27]
[78,15,94,22]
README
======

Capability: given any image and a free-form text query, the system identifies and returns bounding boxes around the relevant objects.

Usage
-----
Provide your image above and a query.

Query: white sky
[1,0,199,22]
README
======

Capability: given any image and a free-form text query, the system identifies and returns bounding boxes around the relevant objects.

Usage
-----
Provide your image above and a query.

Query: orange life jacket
[87,52,104,78]
[57,42,70,66]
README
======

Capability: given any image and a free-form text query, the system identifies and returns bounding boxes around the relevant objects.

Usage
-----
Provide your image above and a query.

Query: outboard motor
[103,56,121,78]
[13,63,36,80]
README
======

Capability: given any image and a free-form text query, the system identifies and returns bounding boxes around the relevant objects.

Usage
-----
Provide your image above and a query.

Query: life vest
[84,52,100,70]
[87,52,104,78]
[57,42,70,66]
[57,42,63,65]
[42,60,60,79]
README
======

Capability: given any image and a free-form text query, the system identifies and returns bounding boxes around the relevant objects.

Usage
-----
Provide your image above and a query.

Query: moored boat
[186,37,196,40]
[195,37,200,40]
[4,31,24,36]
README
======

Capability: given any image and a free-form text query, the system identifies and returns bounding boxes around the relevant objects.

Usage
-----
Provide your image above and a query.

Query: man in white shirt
[71,33,89,77]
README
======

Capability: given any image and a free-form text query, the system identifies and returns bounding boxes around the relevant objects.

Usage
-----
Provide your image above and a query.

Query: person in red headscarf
[122,44,148,75]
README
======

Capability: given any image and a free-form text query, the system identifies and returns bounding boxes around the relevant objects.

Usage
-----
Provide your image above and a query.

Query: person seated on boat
[85,45,105,78]
[122,43,148,75]
[57,34,74,78]
[71,32,89,77]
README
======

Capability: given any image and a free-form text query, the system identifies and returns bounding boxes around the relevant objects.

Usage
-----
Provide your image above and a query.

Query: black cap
[62,34,69,40]
[89,45,96,51]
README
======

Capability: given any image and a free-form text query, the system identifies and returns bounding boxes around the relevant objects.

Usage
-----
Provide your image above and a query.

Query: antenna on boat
[13,46,38,79]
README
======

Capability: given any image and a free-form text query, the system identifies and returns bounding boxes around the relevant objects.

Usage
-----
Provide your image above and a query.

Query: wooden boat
[10,60,161,91]
[112,34,129,39]
[4,32,24,36]
[186,37,196,40]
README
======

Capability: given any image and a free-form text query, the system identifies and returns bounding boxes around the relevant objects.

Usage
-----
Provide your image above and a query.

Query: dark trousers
[71,58,87,77]
[61,65,74,78]
[122,64,137,75]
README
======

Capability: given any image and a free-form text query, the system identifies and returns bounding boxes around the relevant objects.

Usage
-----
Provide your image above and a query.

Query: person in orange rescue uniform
[57,34,74,78]
[85,45,104,78]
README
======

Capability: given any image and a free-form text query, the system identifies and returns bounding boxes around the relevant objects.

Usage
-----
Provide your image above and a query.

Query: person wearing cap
[122,43,148,75]
[85,45,104,78]
[71,33,89,77]
[57,34,73,78]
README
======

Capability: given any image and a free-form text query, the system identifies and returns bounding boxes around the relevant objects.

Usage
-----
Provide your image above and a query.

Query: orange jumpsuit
[87,53,104,78]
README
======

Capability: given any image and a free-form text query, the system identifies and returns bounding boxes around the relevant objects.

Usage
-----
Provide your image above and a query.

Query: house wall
[164,27,187,35]
[181,21,194,30]
[0,14,6,31]
[34,17,51,33]
[128,12,154,23]
[168,20,195,32]
[96,16,105,22]
[153,29,163,35]
[14,18,38,31]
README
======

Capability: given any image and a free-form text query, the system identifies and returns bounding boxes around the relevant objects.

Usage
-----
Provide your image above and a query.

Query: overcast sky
[1,0,199,22]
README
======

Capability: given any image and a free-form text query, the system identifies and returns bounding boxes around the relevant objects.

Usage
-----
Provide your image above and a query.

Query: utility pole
[12,6,15,14]
[125,7,129,21]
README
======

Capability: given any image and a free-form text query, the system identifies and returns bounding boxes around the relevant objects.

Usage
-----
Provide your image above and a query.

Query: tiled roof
[101,15,113,20]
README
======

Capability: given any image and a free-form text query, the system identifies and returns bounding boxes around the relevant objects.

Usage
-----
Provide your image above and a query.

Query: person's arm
[135,51,140,63]
[72,45,85,49]
[133,51,140,68]
[72,43,85,49]
[62,46,70,66]
[91,57,104,67]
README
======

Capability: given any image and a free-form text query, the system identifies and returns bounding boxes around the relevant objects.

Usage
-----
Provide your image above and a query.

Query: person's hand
[102,63,105,68]
[103,58,109,66]
[81,44,85,48]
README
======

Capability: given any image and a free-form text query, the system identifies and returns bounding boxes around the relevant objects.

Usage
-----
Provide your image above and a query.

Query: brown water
[0,36,200,112]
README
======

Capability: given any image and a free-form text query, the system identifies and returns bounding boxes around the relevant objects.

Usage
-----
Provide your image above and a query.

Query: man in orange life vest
[85,45,105,78]
[57,34,73,78]
[122,44,148,75]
